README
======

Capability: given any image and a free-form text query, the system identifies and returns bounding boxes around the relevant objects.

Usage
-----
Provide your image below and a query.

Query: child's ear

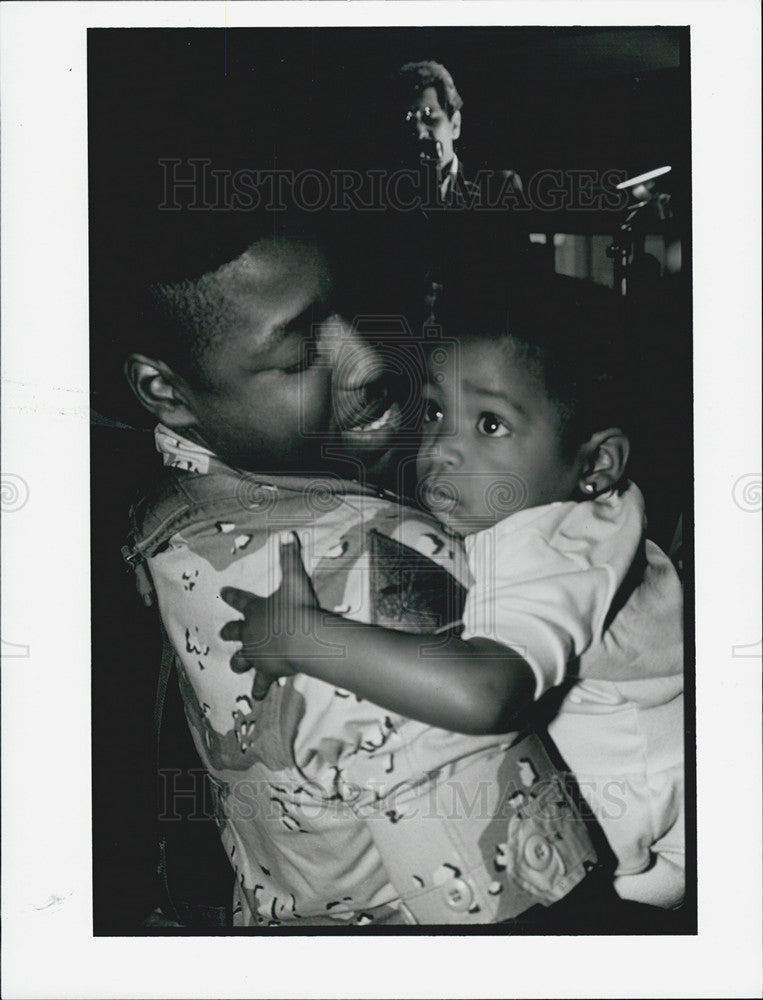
[578,428,630,497]
[124,354,198,429]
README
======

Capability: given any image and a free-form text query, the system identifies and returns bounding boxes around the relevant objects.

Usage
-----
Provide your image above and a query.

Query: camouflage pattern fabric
[128,430,596,926]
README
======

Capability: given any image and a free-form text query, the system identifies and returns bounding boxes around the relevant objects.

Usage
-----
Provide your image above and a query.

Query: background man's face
[405,86,461,170]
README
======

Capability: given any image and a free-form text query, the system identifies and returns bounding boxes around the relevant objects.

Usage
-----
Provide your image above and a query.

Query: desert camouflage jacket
[126,426,596,926]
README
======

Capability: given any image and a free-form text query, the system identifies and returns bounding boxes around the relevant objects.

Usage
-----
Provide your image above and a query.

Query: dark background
[90,27,693,933]
[89,25,691,430]
[88,26,688,200]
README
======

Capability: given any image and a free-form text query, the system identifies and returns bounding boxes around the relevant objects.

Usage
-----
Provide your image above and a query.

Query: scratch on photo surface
[32,891,73,912]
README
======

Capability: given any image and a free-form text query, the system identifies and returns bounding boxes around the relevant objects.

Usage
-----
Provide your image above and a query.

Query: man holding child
[121,222,683,930]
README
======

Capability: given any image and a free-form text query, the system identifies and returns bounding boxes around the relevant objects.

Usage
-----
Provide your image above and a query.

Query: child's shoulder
[469,483,648,580]
[545,484,647,573]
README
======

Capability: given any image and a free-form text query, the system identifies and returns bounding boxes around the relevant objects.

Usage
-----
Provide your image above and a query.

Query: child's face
[416,338,584,534]
[175,245,403,473]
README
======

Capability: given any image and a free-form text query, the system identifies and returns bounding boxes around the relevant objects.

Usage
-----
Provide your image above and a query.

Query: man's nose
[415,120,431,140]
[323,317,385,389]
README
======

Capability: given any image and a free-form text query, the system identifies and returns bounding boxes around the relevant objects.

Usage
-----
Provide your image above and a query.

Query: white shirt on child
[461,484,684,891]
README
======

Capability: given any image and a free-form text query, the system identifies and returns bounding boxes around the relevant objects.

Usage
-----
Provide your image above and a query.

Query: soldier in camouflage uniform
[123,233,639,927]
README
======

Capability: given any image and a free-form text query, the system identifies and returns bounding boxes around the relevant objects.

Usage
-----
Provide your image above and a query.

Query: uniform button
[524,834,553,871]
[443,878,474,911]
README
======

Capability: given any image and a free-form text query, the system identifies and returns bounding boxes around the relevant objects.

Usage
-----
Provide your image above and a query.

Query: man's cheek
[298,379,333,435]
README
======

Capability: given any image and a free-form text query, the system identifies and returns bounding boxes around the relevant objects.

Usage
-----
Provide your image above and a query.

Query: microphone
[616,165,672,202]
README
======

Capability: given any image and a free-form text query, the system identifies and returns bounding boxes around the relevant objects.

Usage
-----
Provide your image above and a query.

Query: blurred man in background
[393,60,523,209]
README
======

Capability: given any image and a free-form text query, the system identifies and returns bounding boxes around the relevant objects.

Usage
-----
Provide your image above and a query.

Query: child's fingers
[278,530,302,552]
[220,586,257,612]
[279,533,319,605]
[278,533,303,572]
[251,670,275,701]
[229,650,253,674]
[279,539,308,582]
[219,620,242,642]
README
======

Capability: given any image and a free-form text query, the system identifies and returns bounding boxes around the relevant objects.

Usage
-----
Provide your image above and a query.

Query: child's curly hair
[433,269,632,456]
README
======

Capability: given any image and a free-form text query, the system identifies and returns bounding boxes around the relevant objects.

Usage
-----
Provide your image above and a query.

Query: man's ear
[450,109,462,141]
[124,354,198,429]
[578,428,630,496]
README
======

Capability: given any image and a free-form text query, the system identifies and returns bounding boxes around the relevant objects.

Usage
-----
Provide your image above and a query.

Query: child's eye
[422,399,444,424]
[477,413,511,437]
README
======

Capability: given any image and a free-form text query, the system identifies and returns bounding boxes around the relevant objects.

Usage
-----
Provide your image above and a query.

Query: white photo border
[1,2,760,998]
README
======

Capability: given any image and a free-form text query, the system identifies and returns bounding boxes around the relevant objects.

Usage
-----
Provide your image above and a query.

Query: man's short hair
[394,61,464,119]
[90,212,329,422]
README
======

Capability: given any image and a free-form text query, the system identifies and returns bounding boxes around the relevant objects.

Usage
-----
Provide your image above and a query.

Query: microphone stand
[607,168,673,298]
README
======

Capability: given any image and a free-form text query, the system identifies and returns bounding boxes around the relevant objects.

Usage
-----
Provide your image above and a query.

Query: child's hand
[220,533,323,700]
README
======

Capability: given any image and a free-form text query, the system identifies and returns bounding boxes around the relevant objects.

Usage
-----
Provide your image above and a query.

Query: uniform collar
[154,424,216,475]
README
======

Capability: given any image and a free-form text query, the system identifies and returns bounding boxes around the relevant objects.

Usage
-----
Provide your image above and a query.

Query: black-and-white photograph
[2,4,760,998]
[89,25,693,935]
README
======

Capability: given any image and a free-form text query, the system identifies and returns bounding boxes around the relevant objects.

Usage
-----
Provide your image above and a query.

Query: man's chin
[328,440,400,485]
[321,405,408,485]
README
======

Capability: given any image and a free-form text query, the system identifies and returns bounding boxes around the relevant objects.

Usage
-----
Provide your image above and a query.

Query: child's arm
[220,536,535,735]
